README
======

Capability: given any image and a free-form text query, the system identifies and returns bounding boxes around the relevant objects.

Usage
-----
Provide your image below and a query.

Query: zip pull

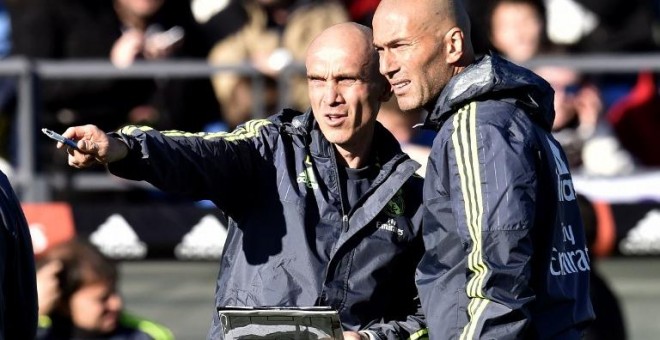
[342,215,349,232]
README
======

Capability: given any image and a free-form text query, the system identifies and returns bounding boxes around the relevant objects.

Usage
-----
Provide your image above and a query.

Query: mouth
[324,113,347,127]
[391,80,411,94]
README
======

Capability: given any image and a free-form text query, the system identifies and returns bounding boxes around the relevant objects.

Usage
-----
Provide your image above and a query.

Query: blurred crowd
[0,0,657,184]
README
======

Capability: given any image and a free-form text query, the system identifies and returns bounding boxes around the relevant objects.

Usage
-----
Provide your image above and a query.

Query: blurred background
[1,0,659,338]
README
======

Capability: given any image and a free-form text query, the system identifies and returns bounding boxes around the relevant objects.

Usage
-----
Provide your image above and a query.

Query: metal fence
[2,54,660,202]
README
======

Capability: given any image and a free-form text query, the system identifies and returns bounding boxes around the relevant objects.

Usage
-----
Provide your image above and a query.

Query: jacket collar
[423,52,556,132]
[288,109,410,171]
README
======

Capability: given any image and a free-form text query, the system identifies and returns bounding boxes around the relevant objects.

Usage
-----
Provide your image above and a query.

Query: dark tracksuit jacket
[417,54,595,339]
[108,110,428,340]
[0,170,38,340]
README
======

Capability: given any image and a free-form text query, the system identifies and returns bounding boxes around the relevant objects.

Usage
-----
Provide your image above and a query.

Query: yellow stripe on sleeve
[452,102,490,340]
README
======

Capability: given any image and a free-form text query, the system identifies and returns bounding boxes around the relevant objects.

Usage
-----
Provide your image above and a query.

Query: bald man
[58,23,428,340]
[373,0,594,339]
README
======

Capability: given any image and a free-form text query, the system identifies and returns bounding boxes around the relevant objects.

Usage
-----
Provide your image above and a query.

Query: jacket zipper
[329,146,349,229]
[317,146,349,306]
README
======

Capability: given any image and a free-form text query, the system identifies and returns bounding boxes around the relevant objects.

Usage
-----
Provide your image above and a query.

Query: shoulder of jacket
[449,100,521,128]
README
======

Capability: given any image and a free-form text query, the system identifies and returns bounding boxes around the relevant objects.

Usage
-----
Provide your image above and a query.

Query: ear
[443,27,465,65]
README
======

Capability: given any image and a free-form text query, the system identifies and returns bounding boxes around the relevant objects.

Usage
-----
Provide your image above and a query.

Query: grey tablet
[217,306,344,340]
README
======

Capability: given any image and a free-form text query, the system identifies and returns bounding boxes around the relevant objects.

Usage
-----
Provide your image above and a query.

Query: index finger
[61,126,86,140]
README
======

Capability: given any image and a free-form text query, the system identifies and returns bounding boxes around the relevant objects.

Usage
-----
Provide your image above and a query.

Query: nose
[379,50,399,78]
[322,82,342,105]
[106,292,123,312]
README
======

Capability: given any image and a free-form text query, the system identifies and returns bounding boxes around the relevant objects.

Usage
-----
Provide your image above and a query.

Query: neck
[334,130,375,169]
[423,63,470,113]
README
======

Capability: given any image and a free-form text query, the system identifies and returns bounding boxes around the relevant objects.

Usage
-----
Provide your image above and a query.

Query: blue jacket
[417,54,595,339]
[0,170,38,340]
[108,110,428,340]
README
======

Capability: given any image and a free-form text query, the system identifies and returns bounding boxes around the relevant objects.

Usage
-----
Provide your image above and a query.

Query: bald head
[305,22,392,163]
[306,22,381,81]
[375,0,471,45]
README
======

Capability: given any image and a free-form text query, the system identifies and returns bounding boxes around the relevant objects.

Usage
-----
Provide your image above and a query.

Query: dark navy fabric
[418,53,595,339]
[0,170,37,340]
[109,109,427,340]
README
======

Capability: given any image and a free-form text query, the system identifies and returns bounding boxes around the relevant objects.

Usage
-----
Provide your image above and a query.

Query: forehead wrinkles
[375,6,441,44]
[308,45,370,78]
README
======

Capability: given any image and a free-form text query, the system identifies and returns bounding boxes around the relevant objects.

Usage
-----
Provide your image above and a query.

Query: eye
[338,79,356,85]
[307,76,325,85]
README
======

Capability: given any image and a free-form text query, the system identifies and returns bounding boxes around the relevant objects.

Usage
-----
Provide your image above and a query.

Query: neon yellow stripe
[470,101,488,302]
[120,312,174,340]
[454,105,482,299]
[452,107,474,297]
[453,102,490,340]
[408,328,429,340]
[462,297,489,340]
[459,106,480,299]
[119,125,154,135]
[38,315,52,328]
[158,119,272,142]
[224,119,271,141]
[469,101,488,304]
[162,130,210,137]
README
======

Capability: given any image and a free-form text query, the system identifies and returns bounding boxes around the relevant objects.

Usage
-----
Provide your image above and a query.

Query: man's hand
[36,261,62,315]
[58,124,128,168]
[343,331,368,340]
[110,29,144,68]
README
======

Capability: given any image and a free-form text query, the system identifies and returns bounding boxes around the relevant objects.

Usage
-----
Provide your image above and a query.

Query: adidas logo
[297,156,318,189]
[620,210,660,255]
[296,169,318,189]
[175,215,228,260]
[90,214,147,259]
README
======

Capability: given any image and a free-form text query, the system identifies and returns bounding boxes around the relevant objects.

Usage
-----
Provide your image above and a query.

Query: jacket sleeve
[363,299,428,340]
[447,104,537,339]
[107,120,276,216]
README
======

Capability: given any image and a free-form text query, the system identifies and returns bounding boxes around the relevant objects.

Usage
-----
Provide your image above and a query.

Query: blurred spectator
[543,0,657,115]
[535,66,635,176]
[545,0,658,53]
[191,0,249,49]
[341,0,379,27]
[36,238,173,340]
[487,0,554,64]
[208,0,347,130]
[376,98,433,177]
[577,194,628,340]
[607,72,660,167]
[0,1,9,57]
[9,0,219,134]
[0,168,38,339]
[462,0,492,55]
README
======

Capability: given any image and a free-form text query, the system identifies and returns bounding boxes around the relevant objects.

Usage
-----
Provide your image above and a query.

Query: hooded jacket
[108,109,428,340]
[417,54,595,339]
